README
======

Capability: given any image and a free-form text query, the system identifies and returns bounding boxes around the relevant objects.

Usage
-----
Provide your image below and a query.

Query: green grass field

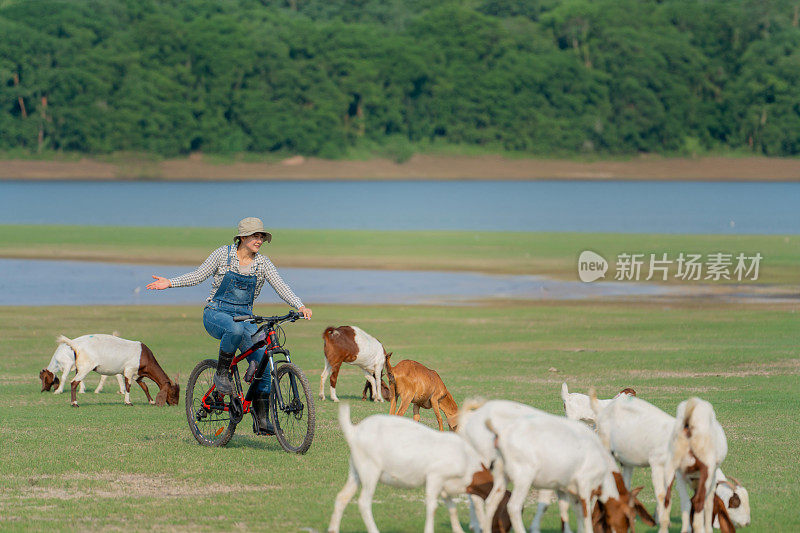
[2,301,798,532]
[1,225,798,284]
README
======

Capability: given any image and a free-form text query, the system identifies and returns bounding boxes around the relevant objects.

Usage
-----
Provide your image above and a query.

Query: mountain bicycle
[185,310,315,453]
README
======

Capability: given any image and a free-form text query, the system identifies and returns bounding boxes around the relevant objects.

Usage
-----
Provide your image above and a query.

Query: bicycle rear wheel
[186,358,237,447]
[270,363,315,454]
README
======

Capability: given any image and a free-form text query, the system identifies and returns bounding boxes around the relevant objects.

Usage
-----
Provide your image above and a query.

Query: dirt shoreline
[1,154,800,181]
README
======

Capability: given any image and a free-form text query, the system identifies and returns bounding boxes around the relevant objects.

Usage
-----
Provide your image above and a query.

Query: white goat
[482,409,654,533]
[523,384,639,532]
[328,403,484,533]
[664,398,728,533]
[456,399,544,532]
[458,399,652,533]
[591,393,747,533]
[58,334,180,407]
[561,382,636,427]
[40,335,126,395]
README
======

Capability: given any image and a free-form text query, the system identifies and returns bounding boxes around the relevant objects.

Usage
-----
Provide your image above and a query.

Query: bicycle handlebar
[233,310,304,324]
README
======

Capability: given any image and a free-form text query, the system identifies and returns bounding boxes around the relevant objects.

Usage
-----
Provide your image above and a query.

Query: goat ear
[629,486,643,499]
[713,494,736,533]
[632,495,656,526]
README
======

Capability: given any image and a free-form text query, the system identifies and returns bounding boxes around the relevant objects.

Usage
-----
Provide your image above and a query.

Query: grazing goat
[458,399,652,533]
[526,385,638,533]
[459,399,570,533]
[40,335,126,395]
[664,397,728,533]
[482,407,654,533]
[57,334,180,408]
[386,355,458,431]
[714,471,750,529]
[590,392,747,533]
[321,326,388,402]
[361,376,390,401]
[328,403,484,533]
[465,466,513,533]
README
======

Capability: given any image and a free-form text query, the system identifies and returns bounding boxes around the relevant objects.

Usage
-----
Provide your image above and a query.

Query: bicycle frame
[199,324,296,416]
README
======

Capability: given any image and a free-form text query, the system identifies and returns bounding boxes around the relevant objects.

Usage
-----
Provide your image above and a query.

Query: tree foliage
[1,0,799,156]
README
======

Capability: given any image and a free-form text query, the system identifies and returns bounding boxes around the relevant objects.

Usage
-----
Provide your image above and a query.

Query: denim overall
[202,246,270,394]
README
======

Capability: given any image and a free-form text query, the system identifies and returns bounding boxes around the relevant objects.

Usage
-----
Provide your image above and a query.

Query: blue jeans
[203,303,270,394]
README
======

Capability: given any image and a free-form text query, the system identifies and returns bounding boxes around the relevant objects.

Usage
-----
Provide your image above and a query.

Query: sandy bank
[1,154,799,181]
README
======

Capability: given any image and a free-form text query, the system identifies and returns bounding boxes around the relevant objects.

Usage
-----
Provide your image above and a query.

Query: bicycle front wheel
[186,358,237,447]
[270,363,315,454]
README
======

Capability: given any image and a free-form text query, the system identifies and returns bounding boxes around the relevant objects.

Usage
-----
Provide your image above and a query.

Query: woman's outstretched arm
[147,246,224,290]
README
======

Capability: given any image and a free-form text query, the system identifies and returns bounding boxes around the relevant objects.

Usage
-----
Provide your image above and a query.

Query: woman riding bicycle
[147,217,312,436]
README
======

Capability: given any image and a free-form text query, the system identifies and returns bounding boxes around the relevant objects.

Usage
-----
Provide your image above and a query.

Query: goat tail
[111,330,120,337]
[56,335,87,365]
[384,352,395,385]
[459,397,485,416]
[338,402,356,445]
[682,396,700,423]
[56,335,79,355]
[56,334,72,346]
[322,326,338,340]
[589,387,601,415]
[669,399,695,470]
[561,382,570,402]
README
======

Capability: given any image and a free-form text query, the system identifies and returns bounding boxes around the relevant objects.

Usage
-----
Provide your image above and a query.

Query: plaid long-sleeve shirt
[168,246,304,309]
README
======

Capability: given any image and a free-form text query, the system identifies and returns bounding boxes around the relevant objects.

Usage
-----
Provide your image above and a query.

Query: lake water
[0,258,682,306]
[1,180,798,234]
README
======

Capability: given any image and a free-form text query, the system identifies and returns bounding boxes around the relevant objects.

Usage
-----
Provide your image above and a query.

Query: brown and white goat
[386,355,458,431]
[40,335,126,395]
[57,334,180,408]
[320,325,388,402]
[664,397,728,533]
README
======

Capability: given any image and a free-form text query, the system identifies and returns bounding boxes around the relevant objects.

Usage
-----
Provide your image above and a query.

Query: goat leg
[328,467,359,533]
[444,495,466,533]
[431,397,445,431]
[94,374,108,393]
[137,378,155,404]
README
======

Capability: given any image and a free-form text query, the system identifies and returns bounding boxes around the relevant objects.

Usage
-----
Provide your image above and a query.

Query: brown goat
[386,354,458,431]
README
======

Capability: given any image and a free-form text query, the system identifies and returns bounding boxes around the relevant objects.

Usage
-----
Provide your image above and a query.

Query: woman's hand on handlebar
[299,306,312,320]
[147,275,171,290]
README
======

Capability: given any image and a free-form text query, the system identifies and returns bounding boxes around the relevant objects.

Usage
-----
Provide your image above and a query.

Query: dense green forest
[1,0,799,158]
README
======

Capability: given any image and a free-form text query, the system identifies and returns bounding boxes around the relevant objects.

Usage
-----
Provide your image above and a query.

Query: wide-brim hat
[235,217,272,243]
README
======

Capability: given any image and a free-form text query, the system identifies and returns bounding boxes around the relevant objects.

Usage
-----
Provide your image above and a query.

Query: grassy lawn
[1,301,798,532]
[0,225,798,284]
